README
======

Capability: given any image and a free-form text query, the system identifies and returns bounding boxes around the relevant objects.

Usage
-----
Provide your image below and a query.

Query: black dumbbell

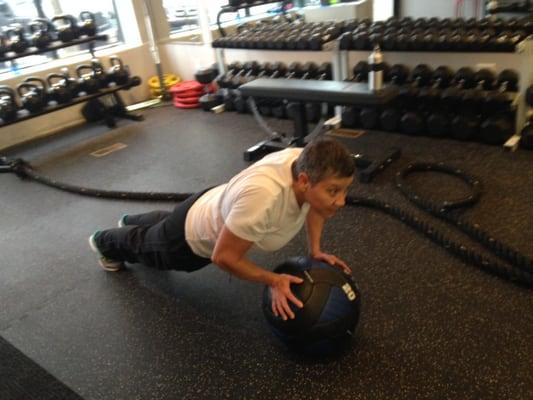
[284,62,305,79]
[351,30,370,50]
[387,64,409,85]
[400,111,425,135]
[379,108,400,132]
[341,106,360,128]
[360,107,379,129]
[301,62,319,79]
[418,66,454,109]
[216,62,243,88]
[484,69,519,113]
[480,116,514,145]
[398,64,433,110]
[441,67,476,111]
[350,61,369,82]
[305,63,333,122]
[231,61,261,88]
[458,69,496,115]
[490,30,527,51]
[268,62,288,79]
[406,29,426,50]
[449,114,481,141]
[435,29,453,50]
[308,25,341,50]
[421,67,455,136]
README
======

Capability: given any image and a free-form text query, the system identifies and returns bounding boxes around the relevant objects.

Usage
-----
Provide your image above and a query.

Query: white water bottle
[368,45,384,91]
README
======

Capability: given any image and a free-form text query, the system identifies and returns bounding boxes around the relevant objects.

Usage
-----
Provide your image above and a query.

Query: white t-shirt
[185,148,310,258]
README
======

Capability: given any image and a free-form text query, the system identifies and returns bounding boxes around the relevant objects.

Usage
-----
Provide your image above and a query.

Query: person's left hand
[311,251,352,275]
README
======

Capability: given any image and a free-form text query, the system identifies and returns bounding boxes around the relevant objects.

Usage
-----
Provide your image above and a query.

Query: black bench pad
[239,78,399,106]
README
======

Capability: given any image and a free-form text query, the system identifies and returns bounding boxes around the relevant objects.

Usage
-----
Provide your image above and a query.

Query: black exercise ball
[262,256,361,356]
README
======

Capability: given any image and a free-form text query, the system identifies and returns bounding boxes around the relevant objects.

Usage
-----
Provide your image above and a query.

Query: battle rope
[4,157,532,286]
[7,158,190,202]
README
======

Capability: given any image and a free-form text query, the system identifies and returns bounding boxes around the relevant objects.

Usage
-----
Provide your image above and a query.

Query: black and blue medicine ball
[262,256,361,356]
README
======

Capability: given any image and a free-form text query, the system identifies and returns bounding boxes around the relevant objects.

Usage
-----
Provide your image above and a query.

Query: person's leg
[121,210,171,227]
[92,189,211,271]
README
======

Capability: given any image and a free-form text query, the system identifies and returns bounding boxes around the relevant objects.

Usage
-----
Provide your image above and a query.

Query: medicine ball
[262,256,361,356]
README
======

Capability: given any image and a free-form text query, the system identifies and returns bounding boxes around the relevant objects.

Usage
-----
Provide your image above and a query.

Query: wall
[373,0,394,21]
[400,0,485,19]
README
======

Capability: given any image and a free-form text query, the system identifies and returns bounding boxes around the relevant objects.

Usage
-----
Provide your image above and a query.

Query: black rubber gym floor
[1,107,532,400]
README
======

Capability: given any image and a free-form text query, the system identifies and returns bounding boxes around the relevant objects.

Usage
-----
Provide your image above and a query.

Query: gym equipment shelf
[0,78,143,129]
[0,34,109,63]
[221,1,286,12]
[1,33,142,130]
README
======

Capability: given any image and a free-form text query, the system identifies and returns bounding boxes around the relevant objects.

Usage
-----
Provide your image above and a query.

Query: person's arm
[306,208,352,274]
[305,207,325,257]
[212,225,303,320]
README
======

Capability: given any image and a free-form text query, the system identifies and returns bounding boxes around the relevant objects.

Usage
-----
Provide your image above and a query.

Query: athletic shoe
[118,214,128,228]
[88,231,124,272]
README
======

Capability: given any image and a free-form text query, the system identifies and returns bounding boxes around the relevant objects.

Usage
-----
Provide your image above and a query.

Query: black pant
[95,189,212,272]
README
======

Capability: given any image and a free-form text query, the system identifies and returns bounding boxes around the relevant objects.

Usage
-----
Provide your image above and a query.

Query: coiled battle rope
[346,162,533,286]
[4,158,532,286]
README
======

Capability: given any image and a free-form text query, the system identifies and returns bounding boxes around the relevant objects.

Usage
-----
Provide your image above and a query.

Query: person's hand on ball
[270,274,303,321]
[311,251,351,275]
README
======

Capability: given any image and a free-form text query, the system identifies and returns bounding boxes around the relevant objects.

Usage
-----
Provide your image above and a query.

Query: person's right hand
[270,274,304,321]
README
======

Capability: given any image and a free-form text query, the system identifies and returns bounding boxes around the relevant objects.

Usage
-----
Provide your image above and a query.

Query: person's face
[303,174,354,218]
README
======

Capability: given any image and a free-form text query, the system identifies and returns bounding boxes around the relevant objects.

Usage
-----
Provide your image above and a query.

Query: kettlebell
[76,64,100,94]
[29,18,55,50]
[23,77,49,106]
[17,83,45,113]
[108,56,130,85]
[47,73,73,104]
[0,86,19,122]
[90,58,109,89]
[51,15,80,43]
[5,24,29,54]
[79,11,97,37]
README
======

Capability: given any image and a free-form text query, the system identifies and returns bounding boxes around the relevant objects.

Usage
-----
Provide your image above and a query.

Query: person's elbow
[211,249,235,270]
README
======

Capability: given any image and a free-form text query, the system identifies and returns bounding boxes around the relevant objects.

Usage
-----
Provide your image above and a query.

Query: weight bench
[238,78,399,161]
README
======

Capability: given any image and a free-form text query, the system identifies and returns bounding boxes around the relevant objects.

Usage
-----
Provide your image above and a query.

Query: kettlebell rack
[0,34,143,129]
[0,34,108,63]
[0,78,143,129]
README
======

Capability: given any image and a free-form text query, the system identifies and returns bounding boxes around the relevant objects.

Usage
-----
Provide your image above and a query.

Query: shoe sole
[88,234,124,272]
[118,215,127,228]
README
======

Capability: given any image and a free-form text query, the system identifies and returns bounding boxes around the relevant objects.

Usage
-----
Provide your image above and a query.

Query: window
[206,1,282,26]
[164,0,200,34]
[0,0,123,75]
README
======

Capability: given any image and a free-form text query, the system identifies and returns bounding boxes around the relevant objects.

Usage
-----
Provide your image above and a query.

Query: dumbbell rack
[333,37,533,150]
[214,28,533,150]
[0,34,143,129]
